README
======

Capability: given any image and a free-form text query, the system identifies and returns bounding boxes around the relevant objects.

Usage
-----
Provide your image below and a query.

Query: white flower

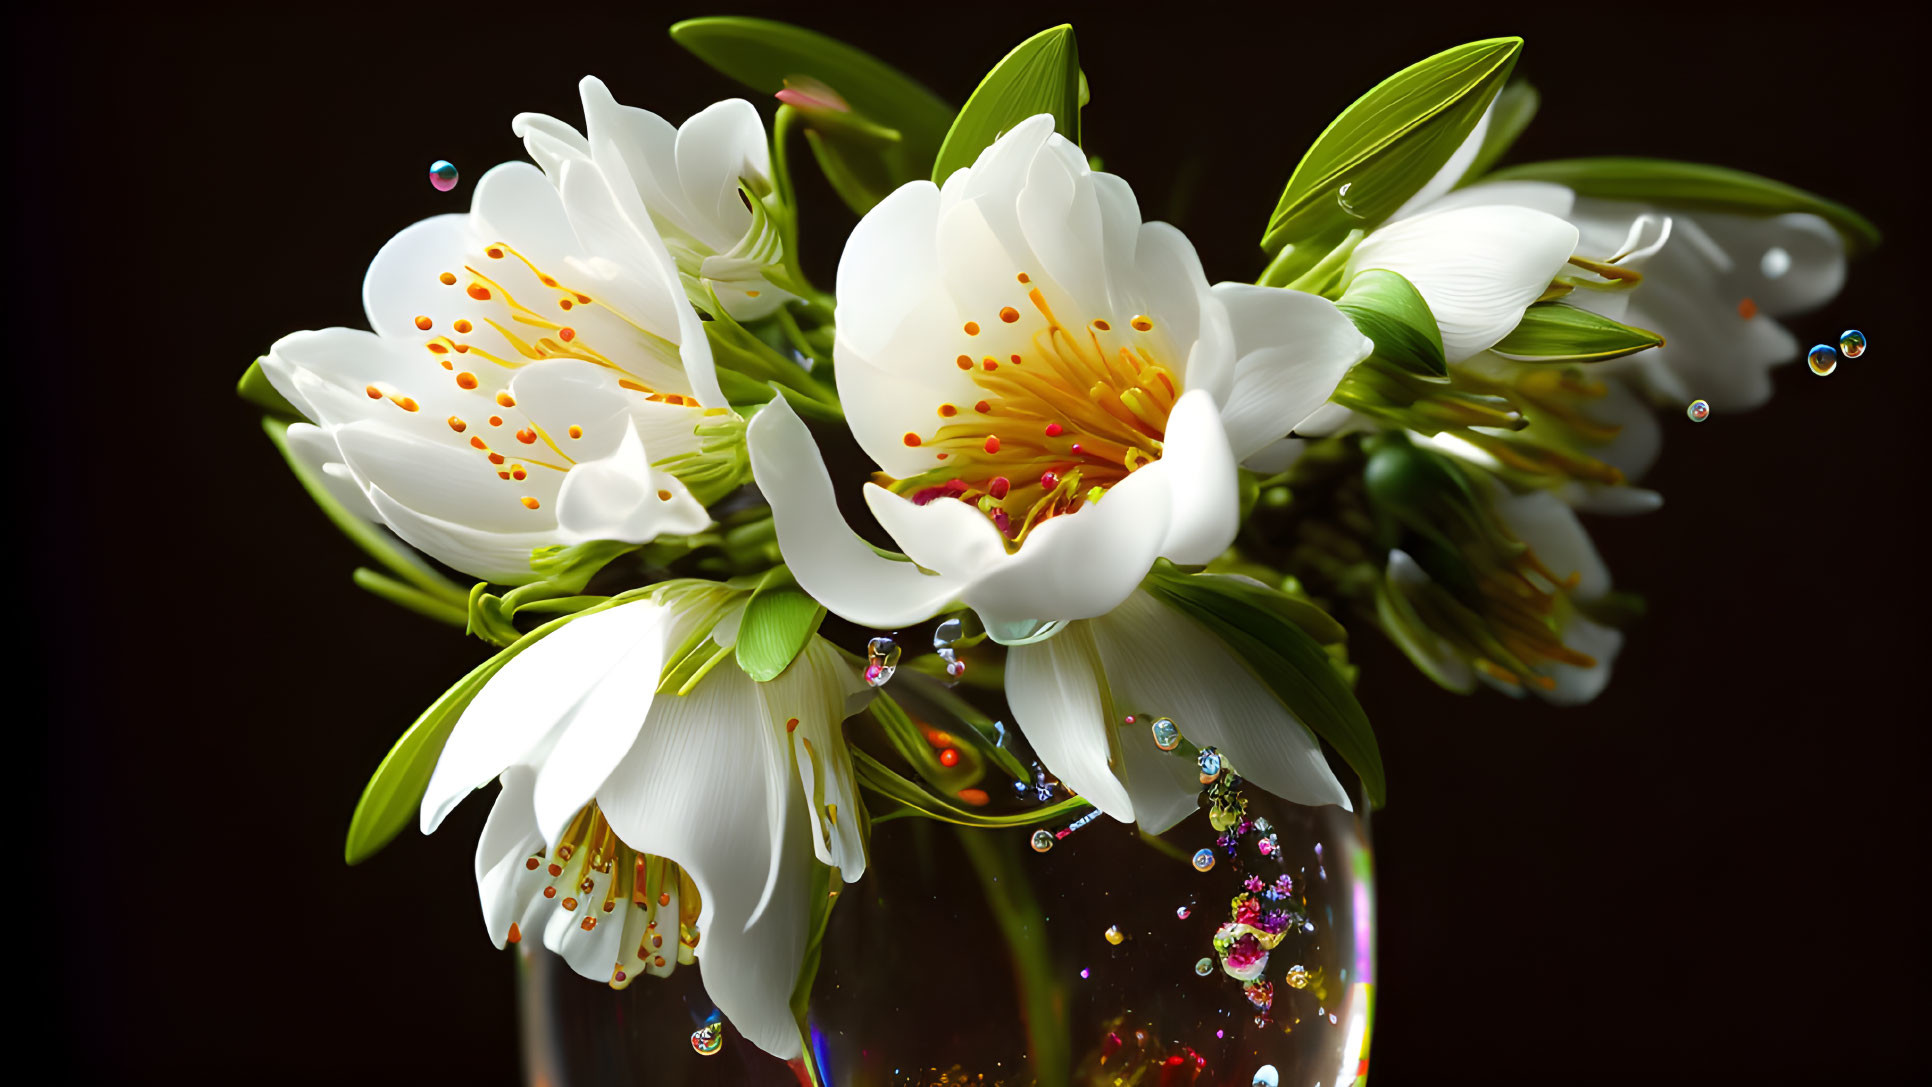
[749,115,1371,640]
[515,77,793,321]
[263,158,728,585]
[421,590,870,1059]
[1006,588,1352,829]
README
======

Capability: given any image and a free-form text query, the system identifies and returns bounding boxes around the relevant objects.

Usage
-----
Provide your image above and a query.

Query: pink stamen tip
[1044,423,1064,437]
[1040,471,1060,490]
[989,476,1010,499]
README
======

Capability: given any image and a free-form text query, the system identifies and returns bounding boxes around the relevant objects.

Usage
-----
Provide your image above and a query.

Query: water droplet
[1176,905,1191,919]
[1252,1065,1281,1087]
[1194,957,1214,977]
[1079,967,1090,979]
[1336,181,1365,219]
[690,1022,723,1055]
[1760,246,1791,279]
[1840,329,1866,358]
[1284,965,1311,989]
[1104,925,1125,945]
[1150,717,1181,751]
[863,636,901,686]
[429,160,460,192]
[1807,344,1838,376]
[1030,829,1056,853]
[1191,848,1216,873]
[1686,399,1711,423]
[944,656,966,678]
[933,617,965,649]
[1196,747,1223,780]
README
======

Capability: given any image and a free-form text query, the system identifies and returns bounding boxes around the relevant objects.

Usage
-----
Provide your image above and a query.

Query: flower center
[888,279,1177,548]
[507,802,702,989]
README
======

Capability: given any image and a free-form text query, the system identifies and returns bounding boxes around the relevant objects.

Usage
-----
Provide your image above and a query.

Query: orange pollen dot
[561,897,577,910]
[440,360,454,370]
[580,917,596,931]
[568,425,583,439]
[512,467,526,480]
[524,858,539,871]
[393,397,419,412]
[457,373,478,389]
[516,428,537,444]
[498,471,511,479]
[658,892,671,907]
[559,298,574,310]
[975,400,991,413]
[454,344,469,353]
[984,435,1001,454]
[539,275,558,287]
[1016,273,1031,284]
[956,354,974,370]
[543,887,557,899]
[489,416,503,427]
[364,385,382,399]
[982,358,998,371]
[938,747,960,767]
[427,343,448,354]
[1131,316,1153,331]
[438,272,457,285]
[999,306,1020,323]
[486,247,505,259]
[521,496,541,509]
[656,489,673,501]
[963,321,981,335]
[1010,354,1023,365]
[904,432,923,447]
[449,416,467,432]
[489,453,506,465]
[559,327,576,342]
[470,437,488,450]
[1092,319,1111,331]
[746,289,761,298]
[453,319,473,333]
[654,956,667,968]
[1738,298,1758,319]
[496,392,517,407]
[939,404,958,417]
[548,863,563,877]
[414,315,432,330]
[506,923,522,944]
[467,285,491,301]
[786,717,800,733]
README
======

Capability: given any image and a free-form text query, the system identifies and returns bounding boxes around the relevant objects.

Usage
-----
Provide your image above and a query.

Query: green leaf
[1459,80,1538,182]
[853,749,1090,827]
[669,18,951,189]
[931,24,1081,184]
[736,580,825,682]
[237,358,299,418]
[1486,157,1880,252]
[1492,302,1664,361]
[1263,37,1521,252]
[261,418,468,609]
[1336,269,1446,376]
[1144,567,1385,807]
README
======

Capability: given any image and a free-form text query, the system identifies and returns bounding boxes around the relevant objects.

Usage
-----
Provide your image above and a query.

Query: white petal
[1543,614,1620,705]
[832,181,943,365]
[421,599,673,832]
[363,484,553,586]
[1212,284,1375,459]
[1686,211,1845,317]
[768,638,871,881]
[1150,388,1239,565]
[862,484,1009,580]
[1350,205,1579,362]
[1091,591,1351,813]
[746,397,967,626]
[553,422,711,546]
[1387,104,1492,222]
[1418,180,1576,220]
[1494,490,1610,600]
[475,768,545,947]
[1004,625,1135,820]
[674,99,769,250]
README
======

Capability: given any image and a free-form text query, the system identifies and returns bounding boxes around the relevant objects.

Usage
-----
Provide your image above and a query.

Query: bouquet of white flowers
[238,17,1869,1079]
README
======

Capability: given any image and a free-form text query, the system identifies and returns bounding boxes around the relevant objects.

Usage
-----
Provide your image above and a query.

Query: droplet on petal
[429,160,460,192]
[1807,344,1838,376]
[1150,717,1181,751]
[1336,181,1365,219]
[1840,329,1866,358]
[1196,746,1223,780]
[1191,848,1216,873]
[1686,399,1711,423]
[1030,829,1056,853]
[863,636,901,686]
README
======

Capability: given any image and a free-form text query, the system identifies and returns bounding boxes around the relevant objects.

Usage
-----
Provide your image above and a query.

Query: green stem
[352,567,468,626]
[1285,228,1366,296]
[954,828,1069,1087]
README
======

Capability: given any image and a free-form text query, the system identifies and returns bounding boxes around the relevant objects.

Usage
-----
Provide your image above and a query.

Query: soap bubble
[1807,344,1837,376]
[1840,329,1866,358]
[429,160,459,192]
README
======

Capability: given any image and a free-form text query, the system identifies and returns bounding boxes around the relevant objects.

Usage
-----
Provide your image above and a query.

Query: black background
[21,1,1927,1083]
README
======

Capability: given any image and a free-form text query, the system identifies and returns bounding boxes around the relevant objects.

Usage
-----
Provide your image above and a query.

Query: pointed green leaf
[736,584,825,682]
[670,17,949,175]
[1459,80,1538,182]
[1492,302,1664,361]
[1336,268,1446,376]
[1486,157,1880,252]
[931,24,1081,184]
[1263,37,1521,252]
[1144,567,1385,807]
[237,358,300,418]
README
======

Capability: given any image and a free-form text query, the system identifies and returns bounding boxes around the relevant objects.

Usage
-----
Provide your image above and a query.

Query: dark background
[21,1,1926,1083]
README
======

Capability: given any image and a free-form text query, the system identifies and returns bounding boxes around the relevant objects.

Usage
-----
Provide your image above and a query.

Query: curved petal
[363,484,553,586]
[553,422,711,546]
[747,397,966,626]
[1419,179,1576,220]
[1004,624,1135,821]
[1150,388,1240,565]
[861,484,1009,580]
[1090,591,1351,813]
[767,638,872,881]
[674,98,769,250]
[1387,103,1493,222]
[1542,614,1620,705]
[1349,205,1579,362]
[1494,490,1610,600]
[475,767,545,947]
[1212,284,1375,459]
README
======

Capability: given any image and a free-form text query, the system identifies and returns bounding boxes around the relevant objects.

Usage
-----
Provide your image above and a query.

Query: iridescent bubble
[1104,925,1125,945]
[1191,848,1216,873]
[863,636,900,686]
[1807,344,1838,376]
[1336,181,1365,219]
[1176,905,1191,919]
[1030,829,1055,853]
[1194,957,1214,977]
[1252,1065,1281,1087]
[1840,329,1867,358]
[1196,747,1223,779]
[429,160,459,192]
[1150,717,1181,751]
[690,1022,723,1055]
[1686,399,1711,423]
